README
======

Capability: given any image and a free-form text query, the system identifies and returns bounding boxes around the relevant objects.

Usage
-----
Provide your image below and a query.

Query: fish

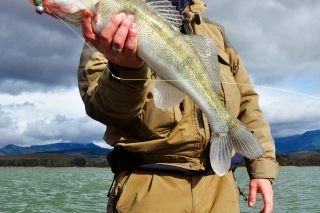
[26,0,264,176]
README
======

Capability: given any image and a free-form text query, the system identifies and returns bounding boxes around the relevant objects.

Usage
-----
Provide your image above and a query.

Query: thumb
[82,10,99,47]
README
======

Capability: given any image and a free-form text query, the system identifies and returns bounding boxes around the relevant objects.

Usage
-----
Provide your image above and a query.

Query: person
[77,0,279,212]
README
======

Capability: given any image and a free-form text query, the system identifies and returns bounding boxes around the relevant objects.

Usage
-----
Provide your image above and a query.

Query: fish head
[26,0,98,25]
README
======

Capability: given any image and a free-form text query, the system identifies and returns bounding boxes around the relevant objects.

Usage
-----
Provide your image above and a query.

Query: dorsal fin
[145,0,183,30]
[184,34,220,94]
[53,0,183,30]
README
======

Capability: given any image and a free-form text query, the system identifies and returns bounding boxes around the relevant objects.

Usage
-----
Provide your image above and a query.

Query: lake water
[0,167,319,213]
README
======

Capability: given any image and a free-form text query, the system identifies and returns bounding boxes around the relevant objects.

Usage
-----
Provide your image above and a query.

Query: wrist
[108,62,148,79]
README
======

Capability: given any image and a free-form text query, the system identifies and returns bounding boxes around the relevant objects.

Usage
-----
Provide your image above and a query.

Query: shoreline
[1,166,318,168]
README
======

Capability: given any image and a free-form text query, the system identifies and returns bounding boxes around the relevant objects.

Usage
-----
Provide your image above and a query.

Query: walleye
[27,0,264,176]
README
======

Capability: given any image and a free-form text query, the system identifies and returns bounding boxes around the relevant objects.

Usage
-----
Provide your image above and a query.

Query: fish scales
[27,0,264,176]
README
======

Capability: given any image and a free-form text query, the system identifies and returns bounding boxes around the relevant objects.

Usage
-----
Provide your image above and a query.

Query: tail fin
[230,120,264,159]
[209,133,233,176]
[209,120,263,176]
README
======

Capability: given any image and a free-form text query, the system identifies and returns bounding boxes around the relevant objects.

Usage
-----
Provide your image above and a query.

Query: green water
[235,167,320,213]
[0,167,319,212]
[0,168,113,213]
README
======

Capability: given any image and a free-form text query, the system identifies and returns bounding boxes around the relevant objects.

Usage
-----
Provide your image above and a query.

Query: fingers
[82,10,100,47]
[112,14,134,52]
[248,181,257,208]
[82,11,143,68]
[125,23,139,55]
[259,189,273,213]
[100,13,143,68]
[248,179,274,213]
[100,13,127,52]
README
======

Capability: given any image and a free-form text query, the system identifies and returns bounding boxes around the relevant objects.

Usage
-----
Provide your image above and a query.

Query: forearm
[78,43,150,127]
[233,56,278,179]
[90,62,150,127]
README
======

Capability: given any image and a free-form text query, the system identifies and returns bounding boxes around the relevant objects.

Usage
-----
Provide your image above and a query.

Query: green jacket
[78,0,278,179]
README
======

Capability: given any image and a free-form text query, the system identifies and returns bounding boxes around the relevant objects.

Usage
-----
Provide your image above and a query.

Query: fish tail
[229,120,264,159]
[209,133,233,176]
[209,120,263,176]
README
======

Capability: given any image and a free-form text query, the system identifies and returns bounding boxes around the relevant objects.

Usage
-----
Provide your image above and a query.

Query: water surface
[1,167,319,212]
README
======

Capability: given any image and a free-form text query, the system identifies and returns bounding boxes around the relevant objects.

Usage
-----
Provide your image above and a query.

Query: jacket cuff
[246,158,279,180]
[108,62,148,80]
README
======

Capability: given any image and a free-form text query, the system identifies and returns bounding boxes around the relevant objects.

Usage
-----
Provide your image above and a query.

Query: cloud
[257,88,320,137]
[204,0,320,138]
[0,89,106,148]
[0,0,319,148]
[205,0,320,88]
[0,107,22,147]
[0,1,84,95]
[265,100,320,137]
[0,113,106,148]
[22,114,105,145]
[0,109,16,130]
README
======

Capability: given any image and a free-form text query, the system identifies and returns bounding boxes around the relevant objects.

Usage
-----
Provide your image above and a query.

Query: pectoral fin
[154,76,186,109]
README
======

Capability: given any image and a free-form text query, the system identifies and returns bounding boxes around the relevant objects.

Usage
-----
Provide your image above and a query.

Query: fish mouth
[43,7,62,19]
[28,0,72,18]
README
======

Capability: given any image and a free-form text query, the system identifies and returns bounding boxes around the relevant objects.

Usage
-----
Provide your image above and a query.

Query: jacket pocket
[131,103,182,140]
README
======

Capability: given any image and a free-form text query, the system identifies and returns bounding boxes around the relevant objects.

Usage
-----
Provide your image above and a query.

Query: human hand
[82,10,144,69]
[248,179,273,213]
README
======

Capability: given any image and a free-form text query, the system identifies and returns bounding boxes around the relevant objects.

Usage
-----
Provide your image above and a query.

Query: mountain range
[0,129,320,156]
[0,142,112,157]
[274,129,320,153]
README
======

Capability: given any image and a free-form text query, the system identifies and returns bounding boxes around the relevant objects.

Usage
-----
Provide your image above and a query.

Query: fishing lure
[33,0,44,14]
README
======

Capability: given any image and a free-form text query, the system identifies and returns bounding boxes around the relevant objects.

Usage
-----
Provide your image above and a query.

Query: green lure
[33,0,44,14]
[33,0,42,6]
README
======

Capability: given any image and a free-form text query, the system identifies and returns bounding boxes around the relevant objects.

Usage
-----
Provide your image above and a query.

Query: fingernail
[249,201,254,207]
[83,10,89,18]
[126,15,133,21]
[131,23,137,30]
[115,13,125,20]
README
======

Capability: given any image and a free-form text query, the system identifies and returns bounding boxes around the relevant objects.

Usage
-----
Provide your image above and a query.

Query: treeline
[0,157,109,168]
[1,155,320,167]
[276,154,320,166]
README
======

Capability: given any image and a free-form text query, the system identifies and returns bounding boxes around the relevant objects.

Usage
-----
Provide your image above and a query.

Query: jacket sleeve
[224,38,279,180]
[78,42,151,127]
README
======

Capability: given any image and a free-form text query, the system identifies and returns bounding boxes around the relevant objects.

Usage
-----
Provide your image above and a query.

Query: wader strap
[107,173,116,212]
[107,173,116,198]
[107,170,133,213]
[107,171,133,213]
[233,172,248,201]
[238,186,248,201]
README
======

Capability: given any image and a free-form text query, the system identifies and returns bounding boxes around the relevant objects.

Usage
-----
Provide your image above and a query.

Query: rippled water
[235,167,320,213]
[0,167,319,212]
[0,168,113,213]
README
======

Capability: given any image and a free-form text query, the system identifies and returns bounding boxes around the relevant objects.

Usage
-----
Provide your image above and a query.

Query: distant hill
[43,147,112,159]
[275,129,320,153]
[0,142,111,156]
[2,129,320,156]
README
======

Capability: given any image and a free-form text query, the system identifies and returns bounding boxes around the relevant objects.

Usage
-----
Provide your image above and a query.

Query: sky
[0,0,319,149]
